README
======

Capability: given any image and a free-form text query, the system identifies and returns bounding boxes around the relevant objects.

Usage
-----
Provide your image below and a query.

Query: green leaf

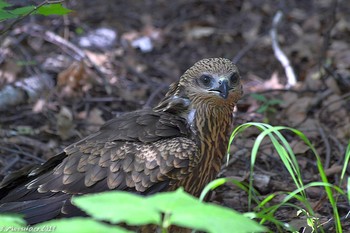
[0,9,16,20]
[0,0,11,8]
[0,2,71,21]
[199,178,227,201]
[35,218,132,233]
[340,141,350,182]
[251,93,267,102]
[72,191,161,226]
[147,189,266,233]
[36,4,72,16]
[0,214,26,227]
[10,6,35,16]
[73,189,265,233]
[267,99,283,105]
[75,27,84,35]
[257,104,268,113]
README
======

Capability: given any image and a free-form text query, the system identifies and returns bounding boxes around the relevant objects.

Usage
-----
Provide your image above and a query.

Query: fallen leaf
[285,96,313,125]
[56,106,75,140]
[291,140,310,154]
[84,108,105,133]
[57,61,95,96]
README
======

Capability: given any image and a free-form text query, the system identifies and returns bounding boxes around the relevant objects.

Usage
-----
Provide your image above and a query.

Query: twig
[83,97,124,102]
[0,110,35,123]
[270,10,297,88]
[23,25,86,60]
[0,145,45,163]
[7,135,52,153]
[318,92,350,120]
[17,24,112,94]
[0,0,64,37]
[321,210,350,231]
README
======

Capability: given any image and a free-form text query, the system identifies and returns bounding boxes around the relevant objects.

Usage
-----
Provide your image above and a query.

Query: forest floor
[0,0,349,232]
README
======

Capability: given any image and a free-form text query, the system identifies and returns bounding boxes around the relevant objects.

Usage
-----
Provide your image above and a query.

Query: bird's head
[177,58,242,104]
[155,58,243,113]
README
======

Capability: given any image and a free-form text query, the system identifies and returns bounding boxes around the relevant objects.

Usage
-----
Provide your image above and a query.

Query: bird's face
[195,71,240,100]
[154,58,243,114]
[178,58,243,106]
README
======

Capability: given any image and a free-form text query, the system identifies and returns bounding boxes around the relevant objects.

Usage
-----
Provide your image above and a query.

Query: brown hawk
[0,58,243,226]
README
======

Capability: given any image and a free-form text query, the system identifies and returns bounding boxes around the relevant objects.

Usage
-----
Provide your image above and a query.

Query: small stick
[19,25,112,94]
[270,10,297,88]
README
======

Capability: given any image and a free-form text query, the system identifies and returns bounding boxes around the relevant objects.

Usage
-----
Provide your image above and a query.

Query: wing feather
[0,109,199,225]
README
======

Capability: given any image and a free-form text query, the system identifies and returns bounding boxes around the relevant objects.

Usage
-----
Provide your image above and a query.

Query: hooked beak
[209,79,229,99]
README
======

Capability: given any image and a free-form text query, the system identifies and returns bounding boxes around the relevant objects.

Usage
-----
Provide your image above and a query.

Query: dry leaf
[291,140,310,154]
[280,92,298,108]
[78,108,105,133]
[325,78,341,95]
[57,61,95,96]
[56,106,75,140]
[253,173,271,193]
[285,96,313,125]
[32,99,46,113]
[0,59,22,84]
[263,72,284,90]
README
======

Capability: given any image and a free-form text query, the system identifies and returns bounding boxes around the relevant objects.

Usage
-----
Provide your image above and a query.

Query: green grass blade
[228,122,346,232]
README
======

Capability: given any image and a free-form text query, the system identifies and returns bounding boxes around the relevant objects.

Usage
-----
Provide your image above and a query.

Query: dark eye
[229,73,239,83]
[199,75,212,87]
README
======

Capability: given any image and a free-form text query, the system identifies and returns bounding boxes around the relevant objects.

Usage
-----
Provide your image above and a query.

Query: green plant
[0,188,265,233]
[0,0,71,21]
[224,123,350,232]
[250,93,283,123]
[0,214,26,229]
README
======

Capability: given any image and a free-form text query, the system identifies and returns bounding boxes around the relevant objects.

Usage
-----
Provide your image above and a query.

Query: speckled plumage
[0,58,242,231]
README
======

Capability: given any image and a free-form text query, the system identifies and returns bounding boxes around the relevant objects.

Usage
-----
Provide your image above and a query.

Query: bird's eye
[229,73,239,84]
[199,75,212,87]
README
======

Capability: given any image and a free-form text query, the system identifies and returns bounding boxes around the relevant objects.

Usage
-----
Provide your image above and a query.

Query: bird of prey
[0,58,243,227]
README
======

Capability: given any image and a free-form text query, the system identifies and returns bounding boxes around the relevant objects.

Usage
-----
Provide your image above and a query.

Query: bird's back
[0,109,200,224]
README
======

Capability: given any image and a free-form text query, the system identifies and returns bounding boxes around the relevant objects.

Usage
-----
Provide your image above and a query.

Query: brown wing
[0,109,200,224]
